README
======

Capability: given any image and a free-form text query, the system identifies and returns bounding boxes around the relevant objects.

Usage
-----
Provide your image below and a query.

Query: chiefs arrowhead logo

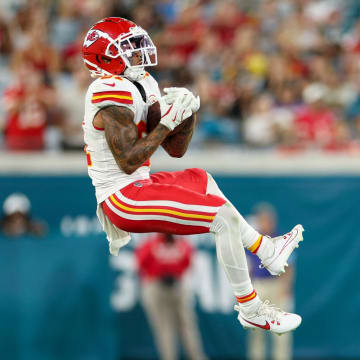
[147,94,158,105]
[84,30,100,48]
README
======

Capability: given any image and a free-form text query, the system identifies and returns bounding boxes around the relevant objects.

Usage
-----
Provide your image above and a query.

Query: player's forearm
[121,123,171,174]
[102,105,171,174]
[162,114,196,157]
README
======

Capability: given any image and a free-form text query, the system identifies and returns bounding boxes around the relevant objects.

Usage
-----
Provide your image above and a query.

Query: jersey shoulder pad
[90,76,135,109]
[142,72,158,86]
[140,72,161,99]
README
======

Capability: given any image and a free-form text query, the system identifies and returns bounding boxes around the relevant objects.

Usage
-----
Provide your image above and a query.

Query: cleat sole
[295,232,304,248]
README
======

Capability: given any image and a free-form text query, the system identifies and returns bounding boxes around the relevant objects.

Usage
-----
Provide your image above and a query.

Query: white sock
[240,295,262,315]
[210,203,261,314]
[256,236,275,260]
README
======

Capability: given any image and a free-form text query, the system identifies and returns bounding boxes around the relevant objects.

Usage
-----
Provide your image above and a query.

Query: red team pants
[102,168,226,235]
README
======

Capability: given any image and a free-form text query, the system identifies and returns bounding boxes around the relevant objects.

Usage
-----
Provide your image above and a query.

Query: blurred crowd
[0,0,360,153]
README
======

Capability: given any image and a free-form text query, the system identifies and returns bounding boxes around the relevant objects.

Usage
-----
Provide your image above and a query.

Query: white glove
[159,92,193,131]
[163,87,200,120]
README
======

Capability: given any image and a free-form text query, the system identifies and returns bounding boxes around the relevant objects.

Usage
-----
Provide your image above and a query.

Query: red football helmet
[82,17,157,78]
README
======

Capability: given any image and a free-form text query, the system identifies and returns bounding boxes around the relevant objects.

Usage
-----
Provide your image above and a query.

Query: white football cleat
[235,300,302,335]
[261,224,304,276]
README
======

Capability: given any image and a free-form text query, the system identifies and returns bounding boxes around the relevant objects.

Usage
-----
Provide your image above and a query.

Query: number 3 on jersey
[137,120,147,138]
[84,144,92,167]
[84,121,147,168]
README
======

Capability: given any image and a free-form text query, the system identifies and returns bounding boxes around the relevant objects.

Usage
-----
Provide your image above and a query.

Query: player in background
[136,233,207,360]
[82,17,304,335]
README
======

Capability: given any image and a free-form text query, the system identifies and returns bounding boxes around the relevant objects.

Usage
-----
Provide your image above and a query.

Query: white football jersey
[83,72,161,204]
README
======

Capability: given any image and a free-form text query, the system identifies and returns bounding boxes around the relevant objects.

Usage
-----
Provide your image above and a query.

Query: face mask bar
[104,29,157,69]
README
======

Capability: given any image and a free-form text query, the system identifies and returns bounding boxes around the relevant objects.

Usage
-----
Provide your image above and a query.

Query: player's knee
[210,203,237,234]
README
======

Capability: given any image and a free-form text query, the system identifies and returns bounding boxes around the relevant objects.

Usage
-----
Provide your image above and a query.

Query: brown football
[146,101,189,136]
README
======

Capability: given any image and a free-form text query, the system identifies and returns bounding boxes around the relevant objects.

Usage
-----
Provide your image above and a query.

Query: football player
[82,17,304,334]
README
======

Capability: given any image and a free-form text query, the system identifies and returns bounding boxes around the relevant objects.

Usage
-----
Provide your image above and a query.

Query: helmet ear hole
[100,56,112,64]
[95,55,112,64]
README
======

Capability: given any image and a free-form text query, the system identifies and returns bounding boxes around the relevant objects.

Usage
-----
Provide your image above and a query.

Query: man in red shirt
[294,83,337,148]
[136,233,207,360]
[2,64,51,151]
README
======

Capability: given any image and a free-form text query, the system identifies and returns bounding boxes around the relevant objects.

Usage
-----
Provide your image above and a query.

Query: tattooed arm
[94,105,171,174]
[161,114,196,158]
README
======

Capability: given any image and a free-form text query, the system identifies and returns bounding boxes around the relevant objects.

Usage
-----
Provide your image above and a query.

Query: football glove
[159,92,193,131]
[163,87,200,117]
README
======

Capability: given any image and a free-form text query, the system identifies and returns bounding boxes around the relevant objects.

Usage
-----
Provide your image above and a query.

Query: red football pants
[102,168,226,235]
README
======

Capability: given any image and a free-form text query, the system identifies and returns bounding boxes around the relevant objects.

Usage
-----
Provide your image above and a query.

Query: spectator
[56,56,91,150]
[293,82,352,150]
[322,70,357,110]
[243,93,292,148]
[246,202,295,360]
[130,2,164,37]
[0,192,47,237]
[11,12,60,76]
[346,76,360,141]
[157,4,207,68]
[50,0,82,52]
[209,1,248,46]
[0,15,12,57]
[188,31,223,82]
[135,233,207,360]
[2,61,63,151]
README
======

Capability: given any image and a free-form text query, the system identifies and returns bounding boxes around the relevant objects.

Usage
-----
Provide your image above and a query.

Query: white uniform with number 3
[82,73,225,258]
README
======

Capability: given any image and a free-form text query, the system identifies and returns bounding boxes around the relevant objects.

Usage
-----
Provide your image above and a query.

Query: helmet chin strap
[84,59,112,78]
[123,66,146,82]
[84,59,146,81]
